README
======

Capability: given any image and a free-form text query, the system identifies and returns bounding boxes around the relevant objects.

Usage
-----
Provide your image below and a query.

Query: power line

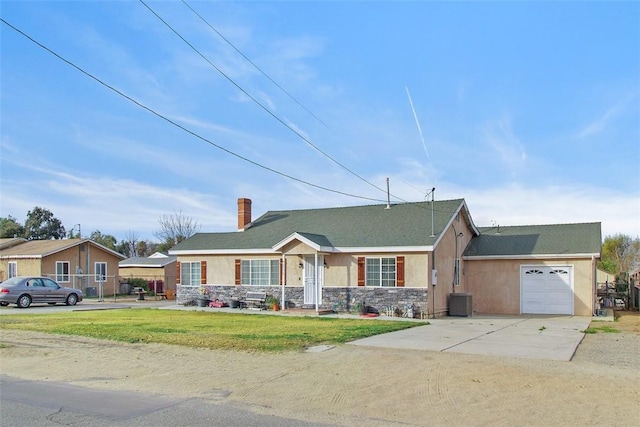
[139,0,393,200]
[181,0,332,131]
[0,17,387,204]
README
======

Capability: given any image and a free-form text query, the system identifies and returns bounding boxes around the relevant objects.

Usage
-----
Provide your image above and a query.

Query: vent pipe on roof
[385,178,391,209]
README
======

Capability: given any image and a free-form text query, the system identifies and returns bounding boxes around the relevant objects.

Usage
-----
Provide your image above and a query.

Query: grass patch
[582,325,621,334]
[0,309,427,352]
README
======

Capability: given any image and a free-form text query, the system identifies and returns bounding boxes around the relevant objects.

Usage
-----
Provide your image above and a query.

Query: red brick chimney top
[237,198,252,231]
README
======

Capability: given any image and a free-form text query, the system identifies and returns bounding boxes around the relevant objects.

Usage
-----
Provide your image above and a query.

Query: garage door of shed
[520,266,574,315]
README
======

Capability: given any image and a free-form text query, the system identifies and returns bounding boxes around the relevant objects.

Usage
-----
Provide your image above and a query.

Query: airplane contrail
[405,86,433,170]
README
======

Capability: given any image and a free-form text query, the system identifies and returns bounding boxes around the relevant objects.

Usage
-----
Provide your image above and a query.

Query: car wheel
[17,294,32,308]
[66,293,78,306]
[0,302,9,306]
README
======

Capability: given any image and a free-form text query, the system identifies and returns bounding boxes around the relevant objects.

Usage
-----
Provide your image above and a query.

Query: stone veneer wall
[178,285,429,317]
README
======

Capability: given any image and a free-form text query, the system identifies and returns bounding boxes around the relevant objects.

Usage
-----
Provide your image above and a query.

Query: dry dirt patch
[1,314,639,427]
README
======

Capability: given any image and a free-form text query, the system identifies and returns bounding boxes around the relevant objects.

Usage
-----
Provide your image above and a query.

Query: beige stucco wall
[118,264,177,291]
[40,244,121,286]
[0,258,42,280]
[430,214,475,317]
[180,250,432,291]
[465,258,595,316]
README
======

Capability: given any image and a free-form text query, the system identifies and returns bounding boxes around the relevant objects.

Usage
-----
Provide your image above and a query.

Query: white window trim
[94,262,107,282]
[8,261,17,278]
[180,261,201,287]
[240,259,280,286]
[56,261,70,283]
[365,257,397,287]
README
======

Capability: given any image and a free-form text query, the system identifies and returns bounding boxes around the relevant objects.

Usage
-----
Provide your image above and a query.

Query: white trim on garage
[520,265,574,315]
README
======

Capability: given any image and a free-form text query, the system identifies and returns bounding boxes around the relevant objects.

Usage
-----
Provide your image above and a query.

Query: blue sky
[1,1,639,242]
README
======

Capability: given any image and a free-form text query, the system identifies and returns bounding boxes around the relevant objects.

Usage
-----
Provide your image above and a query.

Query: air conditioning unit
[449,293,472,317]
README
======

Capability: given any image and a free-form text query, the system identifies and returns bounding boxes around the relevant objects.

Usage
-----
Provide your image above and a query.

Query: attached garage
[521,266,574,315]
[463,222,601,317]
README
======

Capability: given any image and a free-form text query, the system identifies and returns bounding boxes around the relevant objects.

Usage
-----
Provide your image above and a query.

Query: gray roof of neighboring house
[119,255,177,267]
[463,223,602,258]
[171,199,470,252]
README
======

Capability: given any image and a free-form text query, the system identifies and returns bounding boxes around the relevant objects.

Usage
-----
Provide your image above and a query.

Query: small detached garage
[463,223,601,316]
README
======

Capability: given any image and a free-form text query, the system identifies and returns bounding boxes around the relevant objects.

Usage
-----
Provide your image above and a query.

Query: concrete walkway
[348,315,592,361]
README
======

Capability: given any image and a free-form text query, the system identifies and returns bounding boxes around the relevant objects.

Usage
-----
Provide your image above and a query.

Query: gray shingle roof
[171,199,467,252]
[119,255,176,267]
[463,223,602,257]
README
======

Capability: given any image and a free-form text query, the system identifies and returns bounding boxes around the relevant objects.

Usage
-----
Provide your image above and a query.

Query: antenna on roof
[385,177,391,209]
[426,187,435,237]
[492,220,501,234]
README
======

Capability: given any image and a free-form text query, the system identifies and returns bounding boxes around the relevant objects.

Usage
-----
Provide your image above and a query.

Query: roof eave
[463,252,601,261]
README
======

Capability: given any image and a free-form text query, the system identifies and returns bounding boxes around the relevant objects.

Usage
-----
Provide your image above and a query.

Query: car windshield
[1,277,23,286]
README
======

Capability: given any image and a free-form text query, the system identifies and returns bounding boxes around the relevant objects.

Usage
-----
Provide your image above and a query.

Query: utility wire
[0,17,387,204]
[181,0,332,131]
[139,0,395,200]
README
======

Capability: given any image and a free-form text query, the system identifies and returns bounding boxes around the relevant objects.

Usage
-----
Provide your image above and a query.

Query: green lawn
[0,309,427,352]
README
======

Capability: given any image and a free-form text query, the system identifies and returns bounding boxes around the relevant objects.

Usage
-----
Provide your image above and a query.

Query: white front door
[303,255,323,305]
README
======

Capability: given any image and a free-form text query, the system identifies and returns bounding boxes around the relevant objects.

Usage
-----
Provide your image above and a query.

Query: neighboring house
[596,268,616,288]
[0,238,126,296]
[119,252,177,294]
[170,198,601,317]
[0,238,27,252]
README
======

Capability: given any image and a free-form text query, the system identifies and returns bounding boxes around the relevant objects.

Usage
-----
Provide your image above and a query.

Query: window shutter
[279,259,284,285]
[200,261,207,284]
[397,256,405,287]
[235,259,241,285]
[176,262,180,285]
[357,257,365,286]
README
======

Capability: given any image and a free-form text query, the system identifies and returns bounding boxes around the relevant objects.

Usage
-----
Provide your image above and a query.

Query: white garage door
[521,266,574,315]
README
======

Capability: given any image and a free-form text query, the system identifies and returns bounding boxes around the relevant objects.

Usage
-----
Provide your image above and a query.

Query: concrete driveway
[349,315,592,361]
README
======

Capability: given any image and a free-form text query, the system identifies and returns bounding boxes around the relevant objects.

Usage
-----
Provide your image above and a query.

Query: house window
[180,261,201,286]
[56,261,70,282]
[365,257,396,287]
[240,259,279,285]
[8,262,17,278]
[95,262,107,281]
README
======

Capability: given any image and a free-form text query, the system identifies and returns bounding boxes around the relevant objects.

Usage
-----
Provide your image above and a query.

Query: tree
[599,234,640,281]
[0,216,25,238]
[154,211,200,248]
[89,230,117,251]
[116,230,140,258]
[23,207,65,240]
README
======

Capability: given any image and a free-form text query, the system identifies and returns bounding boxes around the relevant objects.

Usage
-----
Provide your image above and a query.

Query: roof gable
[0,239,126,260]
[463,223,602,258]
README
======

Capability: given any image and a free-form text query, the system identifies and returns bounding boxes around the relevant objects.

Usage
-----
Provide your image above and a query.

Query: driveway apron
[348,315,592,361]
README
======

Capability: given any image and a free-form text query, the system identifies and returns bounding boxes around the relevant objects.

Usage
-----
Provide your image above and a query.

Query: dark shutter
[200,261,207,284]
[396,256,405,287]
[357,257,365,286]
[235,259,241,285]
[176,262,180,285]
[279,259,284,285]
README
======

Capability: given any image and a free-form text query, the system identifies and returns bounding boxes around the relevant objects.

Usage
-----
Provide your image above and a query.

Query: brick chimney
[237,198,252,231]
